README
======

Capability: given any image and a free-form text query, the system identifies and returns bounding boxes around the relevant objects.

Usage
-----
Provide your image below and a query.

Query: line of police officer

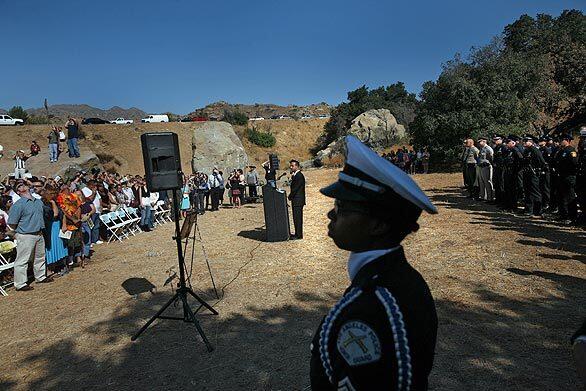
[461,127,586,225]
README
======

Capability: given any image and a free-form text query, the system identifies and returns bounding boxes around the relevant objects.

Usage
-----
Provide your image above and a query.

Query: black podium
[262,185,290,242]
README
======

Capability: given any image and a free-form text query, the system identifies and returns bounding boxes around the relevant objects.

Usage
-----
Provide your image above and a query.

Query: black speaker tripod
[131,188,218,351]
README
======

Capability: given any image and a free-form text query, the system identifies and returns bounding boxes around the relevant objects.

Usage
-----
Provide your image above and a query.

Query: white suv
[0,115,24,125]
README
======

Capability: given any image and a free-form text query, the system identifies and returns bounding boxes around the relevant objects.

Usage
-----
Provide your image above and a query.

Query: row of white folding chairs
[153,202,172,226]
[100,208,141,242]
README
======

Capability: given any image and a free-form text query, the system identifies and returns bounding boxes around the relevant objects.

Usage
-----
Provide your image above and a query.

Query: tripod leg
[181,294,214,352]
[187,289,219,315]
[131,292,178,341]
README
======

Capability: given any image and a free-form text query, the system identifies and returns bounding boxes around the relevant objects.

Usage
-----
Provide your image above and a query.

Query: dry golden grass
[0,170,583,390]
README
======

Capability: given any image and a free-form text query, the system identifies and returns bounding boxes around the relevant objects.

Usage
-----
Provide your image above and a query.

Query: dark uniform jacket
[522,146,546,173]
[310,248,437,390]
[539,145,553,171]
[556,146,579,177]
[288,171,306,206]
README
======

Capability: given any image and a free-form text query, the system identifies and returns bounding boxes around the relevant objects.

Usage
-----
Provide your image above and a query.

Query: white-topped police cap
[320,135,437,214]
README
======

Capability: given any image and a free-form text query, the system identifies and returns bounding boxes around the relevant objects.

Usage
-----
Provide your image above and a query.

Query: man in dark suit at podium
[288,159,306,240]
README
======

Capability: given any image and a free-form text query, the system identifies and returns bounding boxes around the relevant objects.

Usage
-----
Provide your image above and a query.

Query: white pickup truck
[0,115,24,125]
[110,118,134,124]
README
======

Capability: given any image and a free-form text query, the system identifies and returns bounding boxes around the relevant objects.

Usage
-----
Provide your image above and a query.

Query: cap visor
[319,181,369,202]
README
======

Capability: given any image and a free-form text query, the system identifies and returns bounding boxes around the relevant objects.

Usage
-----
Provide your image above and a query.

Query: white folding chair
[0,244,16,297]
[122,207,141,236]
[100,213,125,242]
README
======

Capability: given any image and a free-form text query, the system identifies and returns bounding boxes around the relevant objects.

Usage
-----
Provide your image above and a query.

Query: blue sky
[0,0,583,114]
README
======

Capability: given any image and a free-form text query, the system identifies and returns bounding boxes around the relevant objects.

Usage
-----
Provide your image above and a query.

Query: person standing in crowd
[78,191,95,267]
[195,173,209,214]
[538,136,553,212]
[310,136,437,390]
[7,182,53,291]
[86,180,103,245]
[246,166,259,199]
[57,184,83,268]
[262,160,277,188]
[13,150,29,179]
[65,117,80,158]
[208,168,223,211]
[502,136,524,212]
[477,137,494,202]
[47,126,60,163]
[288,159,305,240]
[577,127,586,224]
[548,136,561,213]
[180,176,191,217]
[139,179,153,231]
[521,136,546,217]
[515,136,526,204]
[555,134,579,223]
[41,185,68,274]
[229,171,242,208]
[422,148,430,174]
[30,141,41,156]
[492,135,506,205]
[461,138,479,198]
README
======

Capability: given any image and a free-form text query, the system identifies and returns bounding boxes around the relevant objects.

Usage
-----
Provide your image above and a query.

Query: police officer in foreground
[555,134,579,223]
[310,135,438,390]
[492,134,506,205]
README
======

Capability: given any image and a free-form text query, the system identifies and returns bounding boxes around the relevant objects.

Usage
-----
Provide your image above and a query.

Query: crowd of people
[381,147,431,174]
[0,148,286,293]
[0,169,178,291]
[460,128,586,225]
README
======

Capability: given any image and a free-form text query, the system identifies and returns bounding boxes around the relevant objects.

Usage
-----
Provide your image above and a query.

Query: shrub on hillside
[222,110,249,126]
[8,106,28,122]
[27,115,50,124]
[247,126,276,148]
[96,153,115,164]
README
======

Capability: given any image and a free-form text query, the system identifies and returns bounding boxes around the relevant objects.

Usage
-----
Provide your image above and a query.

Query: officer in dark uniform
[555,134,579,223]
[515,138,526,205]
[502,135,524,212]
[492,135,506,205]
[538,136,553,211]
[310,135,438,390]
[521,136,546,216]
[549,136,561,213]
[577,127,586,224]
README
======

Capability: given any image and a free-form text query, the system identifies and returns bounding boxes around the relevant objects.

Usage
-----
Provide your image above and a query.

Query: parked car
[300,114,313,120]
[82,117,109,124]
[277,115,291,120]
[0,115,24,125]
[317,114,330,119]
[249,117,265,121]
[110,118,134,124]
[141,114,169,123]
[180,117,193,122]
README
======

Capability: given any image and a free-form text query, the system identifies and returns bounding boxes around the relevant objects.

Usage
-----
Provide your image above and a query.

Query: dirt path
[0,170,584,390]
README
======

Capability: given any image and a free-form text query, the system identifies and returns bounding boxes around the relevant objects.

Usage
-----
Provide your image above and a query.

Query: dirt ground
[0,170,584,390]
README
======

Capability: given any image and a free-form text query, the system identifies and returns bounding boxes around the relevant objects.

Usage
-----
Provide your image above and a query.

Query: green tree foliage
[410,10,586,164]
[8,106,28,122]
[312,83,417,153]
[222,110,249,126]
[247,126,276,148]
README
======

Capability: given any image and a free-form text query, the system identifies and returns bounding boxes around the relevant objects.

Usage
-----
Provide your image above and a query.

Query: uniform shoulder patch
[570,151,577,157]
[336,321,381,366]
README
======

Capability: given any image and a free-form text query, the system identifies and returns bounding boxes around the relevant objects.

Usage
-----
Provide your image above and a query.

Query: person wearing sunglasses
[310,136,438,390]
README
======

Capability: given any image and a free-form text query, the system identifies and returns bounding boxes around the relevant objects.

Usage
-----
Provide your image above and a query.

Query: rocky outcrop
[0,145,100,180]
[305,109,407,168]
[348,109,406,149]
[191,121,249,173]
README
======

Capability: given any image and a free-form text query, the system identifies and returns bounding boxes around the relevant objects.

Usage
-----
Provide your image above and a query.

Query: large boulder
[305,109,406,168]
[348,109,406,149]
[191,121,249,173]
